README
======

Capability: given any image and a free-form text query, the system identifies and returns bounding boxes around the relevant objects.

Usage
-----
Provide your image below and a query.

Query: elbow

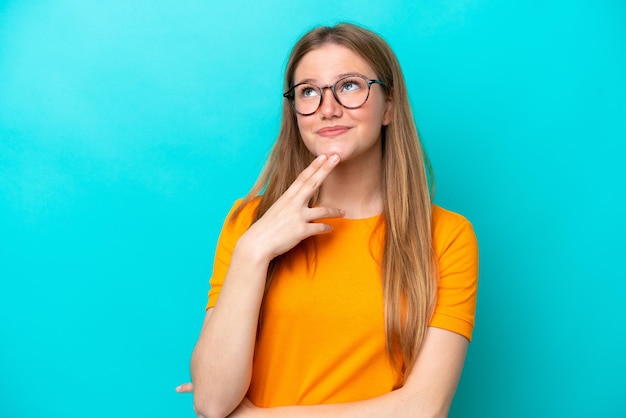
[193,398,233,418]
[189,381,248,418]
[192,383,247,418]
[190,382,249,418]
[190,350,251,417]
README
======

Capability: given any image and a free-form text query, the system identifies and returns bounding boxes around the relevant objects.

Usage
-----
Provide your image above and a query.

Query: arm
[236,327,467,418]
[232,210,478,418]
[190,154,344,418]
[189,241,270,418]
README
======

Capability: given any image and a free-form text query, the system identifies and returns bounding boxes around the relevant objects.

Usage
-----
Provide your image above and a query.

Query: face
[292,43,392,165]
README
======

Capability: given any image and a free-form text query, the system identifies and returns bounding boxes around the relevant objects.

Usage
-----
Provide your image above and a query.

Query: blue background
[1,1,624,417]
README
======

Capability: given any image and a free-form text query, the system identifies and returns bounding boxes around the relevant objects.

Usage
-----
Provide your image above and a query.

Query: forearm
[255,387,447,418]
[248,328,467,418]
[191,236,270,418]
[190,156,347,417]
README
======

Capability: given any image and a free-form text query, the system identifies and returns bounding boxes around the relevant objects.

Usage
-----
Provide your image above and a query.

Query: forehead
[293,43,376,83]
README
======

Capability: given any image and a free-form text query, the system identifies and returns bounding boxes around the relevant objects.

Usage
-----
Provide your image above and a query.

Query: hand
[241,154,344,261]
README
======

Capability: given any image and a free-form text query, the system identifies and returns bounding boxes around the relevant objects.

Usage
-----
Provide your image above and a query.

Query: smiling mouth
[318,126,350,137]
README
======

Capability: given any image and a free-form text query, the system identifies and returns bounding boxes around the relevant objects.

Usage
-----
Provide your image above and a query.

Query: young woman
[177,23,478,418]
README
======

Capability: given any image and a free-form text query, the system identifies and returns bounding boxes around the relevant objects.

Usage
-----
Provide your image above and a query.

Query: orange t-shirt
[207,199,478,407]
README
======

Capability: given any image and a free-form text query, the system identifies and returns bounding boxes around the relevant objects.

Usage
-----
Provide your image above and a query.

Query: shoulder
[212,197,261,261]
[432,205,473,234]
[220,196,261,236]
[431,204,478,260]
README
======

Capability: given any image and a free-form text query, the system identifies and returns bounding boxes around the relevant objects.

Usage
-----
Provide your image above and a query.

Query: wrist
[234,232,273,267]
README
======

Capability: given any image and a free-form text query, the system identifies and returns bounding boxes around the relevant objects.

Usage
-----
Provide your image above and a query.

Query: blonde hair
[234,23,436,384]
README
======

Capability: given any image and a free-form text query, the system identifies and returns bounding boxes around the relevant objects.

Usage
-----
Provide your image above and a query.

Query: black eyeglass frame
[283,74,385,116]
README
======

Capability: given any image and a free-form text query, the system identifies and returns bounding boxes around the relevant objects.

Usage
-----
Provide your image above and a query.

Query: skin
[180,43,469,418]
[294,43,392,219]
[294,44,392,168]
[187,154,344,418]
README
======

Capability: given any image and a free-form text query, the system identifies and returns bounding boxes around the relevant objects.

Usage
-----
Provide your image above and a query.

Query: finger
[175,382,194,393]
[309,154,340,185]
[283,154,327,197]
[294,154,341,199]
[305,222,334,236]
[306,206,345,221]
[303,153,331,174]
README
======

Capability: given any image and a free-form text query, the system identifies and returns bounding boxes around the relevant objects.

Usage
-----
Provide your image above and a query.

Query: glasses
[283,74,385,116]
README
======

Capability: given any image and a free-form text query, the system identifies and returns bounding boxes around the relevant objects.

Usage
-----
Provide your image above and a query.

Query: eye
[338,77,364,93]
[297,84,320,99]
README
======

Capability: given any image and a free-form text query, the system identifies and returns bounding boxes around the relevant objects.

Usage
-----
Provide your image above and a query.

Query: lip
[317,125,350,137]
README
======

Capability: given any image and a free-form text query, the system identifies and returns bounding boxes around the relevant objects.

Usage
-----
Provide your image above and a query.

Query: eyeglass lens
[292,76,371,115]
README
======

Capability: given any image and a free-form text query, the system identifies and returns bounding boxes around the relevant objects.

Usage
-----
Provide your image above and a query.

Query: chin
[315,148,349,160]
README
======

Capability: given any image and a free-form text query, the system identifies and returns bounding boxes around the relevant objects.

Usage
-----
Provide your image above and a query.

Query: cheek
[296,115,311,132]
[296,117,316,145]
[295,117,314,147]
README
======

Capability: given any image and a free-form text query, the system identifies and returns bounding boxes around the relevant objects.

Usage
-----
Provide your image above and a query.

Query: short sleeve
[429,206,479,341]
[206,199,258,309]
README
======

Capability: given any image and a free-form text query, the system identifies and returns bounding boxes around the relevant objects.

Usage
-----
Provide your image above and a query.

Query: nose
[318,87,343,118]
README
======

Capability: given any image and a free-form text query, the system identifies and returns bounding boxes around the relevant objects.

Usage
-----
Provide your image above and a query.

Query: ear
[382,97,393,126]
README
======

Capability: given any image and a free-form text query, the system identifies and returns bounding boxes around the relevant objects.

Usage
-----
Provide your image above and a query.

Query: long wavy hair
[233,23,437,385]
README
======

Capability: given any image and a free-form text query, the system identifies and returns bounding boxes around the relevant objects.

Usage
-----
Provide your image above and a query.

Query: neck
[318,153,383,219]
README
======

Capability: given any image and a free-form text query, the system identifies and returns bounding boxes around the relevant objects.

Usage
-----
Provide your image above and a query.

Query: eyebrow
[294,72,367,86]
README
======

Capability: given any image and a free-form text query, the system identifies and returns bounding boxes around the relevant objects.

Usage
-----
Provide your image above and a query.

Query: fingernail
[317,154,327,161]
[329,154,340,163]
